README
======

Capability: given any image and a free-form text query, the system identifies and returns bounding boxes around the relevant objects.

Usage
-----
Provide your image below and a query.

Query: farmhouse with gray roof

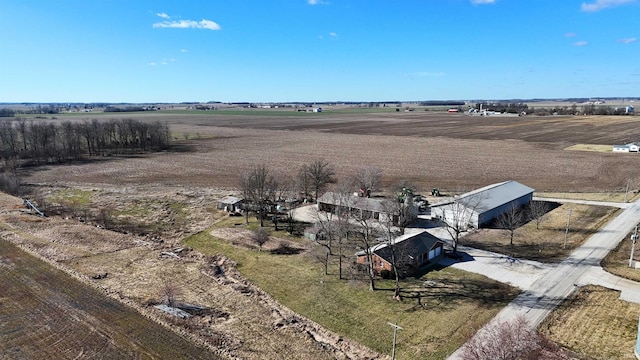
[355,230,444,275]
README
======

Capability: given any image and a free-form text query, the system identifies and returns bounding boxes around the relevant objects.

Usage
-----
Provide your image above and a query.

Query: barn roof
[457,180,534,212]
[355,230,443,264]
[218,195,243,205]
[317,192,387,213]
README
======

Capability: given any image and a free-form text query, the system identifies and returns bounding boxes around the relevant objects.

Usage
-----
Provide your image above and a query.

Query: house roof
[317,192,387,213]
[218,195,243,205]
[456,180,534,212]
[356,230,443,264]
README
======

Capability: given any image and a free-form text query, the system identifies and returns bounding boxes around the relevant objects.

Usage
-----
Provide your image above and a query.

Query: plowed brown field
[23,111,640,193]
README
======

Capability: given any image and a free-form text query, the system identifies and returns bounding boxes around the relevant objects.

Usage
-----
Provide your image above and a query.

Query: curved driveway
[447,197,640,359]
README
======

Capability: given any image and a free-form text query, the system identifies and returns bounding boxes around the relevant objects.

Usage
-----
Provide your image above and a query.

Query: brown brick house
[355,230,444,276]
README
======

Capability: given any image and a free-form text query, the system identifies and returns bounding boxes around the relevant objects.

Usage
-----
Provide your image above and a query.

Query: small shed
[356,230,444,276]
[217,196,243,212]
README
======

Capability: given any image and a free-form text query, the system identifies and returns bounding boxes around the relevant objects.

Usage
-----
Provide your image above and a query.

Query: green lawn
[185,227,519,359]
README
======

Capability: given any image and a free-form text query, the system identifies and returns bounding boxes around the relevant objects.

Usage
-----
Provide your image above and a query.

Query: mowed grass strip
[541,285,640,360]
[0,238,218,360]
[464,204,619,262]
[185,228,519,360]
[564,144,613,153]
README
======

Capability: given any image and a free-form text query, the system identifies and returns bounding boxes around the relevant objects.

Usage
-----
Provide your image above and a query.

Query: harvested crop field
[0,238,218,360]
[21,111,640,193]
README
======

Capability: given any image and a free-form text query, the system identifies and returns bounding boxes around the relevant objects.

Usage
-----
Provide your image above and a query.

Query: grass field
[0,239,217,360]
[184,225,520,360]
[541,285,640,360]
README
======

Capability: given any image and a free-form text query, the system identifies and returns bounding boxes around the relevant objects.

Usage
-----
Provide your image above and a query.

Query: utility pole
[630,224,638,268]
[387,321,403,360]
[563,208,572,250]
[625,179,631,203]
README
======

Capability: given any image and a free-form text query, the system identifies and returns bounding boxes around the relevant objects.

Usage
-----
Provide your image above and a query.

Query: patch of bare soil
[0,191,381,359]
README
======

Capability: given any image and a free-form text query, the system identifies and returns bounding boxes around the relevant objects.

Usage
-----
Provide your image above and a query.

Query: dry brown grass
[540,285,640,360]
[602,229,640,282]
[564,144,613,153]
[536,191,640,202]
[463,204,620,262]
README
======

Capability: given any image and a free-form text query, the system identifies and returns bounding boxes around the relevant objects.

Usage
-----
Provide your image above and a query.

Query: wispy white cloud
[153,19,221,30]
[329,32,338,38]
[156,12,170,19]
[565,32,577,38]
[580,0,635,12]
[618,37,637,44]
[308,0,330,5]
[405,71,446,78]
[149,62,157,66]
[471,0,495,4]
[180,49,188,53]
[574,41,588,46]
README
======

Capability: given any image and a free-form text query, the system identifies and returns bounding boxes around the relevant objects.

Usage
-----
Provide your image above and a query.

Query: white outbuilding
[432,180,534,229]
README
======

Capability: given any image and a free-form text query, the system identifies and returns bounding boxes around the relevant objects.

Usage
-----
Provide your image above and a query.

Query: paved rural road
[447,198,640,359]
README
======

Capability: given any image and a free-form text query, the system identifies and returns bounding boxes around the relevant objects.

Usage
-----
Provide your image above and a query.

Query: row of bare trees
[307,172,417,294]
[0,118,170,167]
[239,159,338,225]
[439,195,551,253]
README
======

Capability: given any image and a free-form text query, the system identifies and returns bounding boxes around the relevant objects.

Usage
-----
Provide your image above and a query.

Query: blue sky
[0,0,638,103]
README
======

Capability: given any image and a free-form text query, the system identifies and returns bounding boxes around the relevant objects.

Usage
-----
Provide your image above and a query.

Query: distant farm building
[614,105,635,115]
[432,180,534,228]
[217,196,243,212]
[448,108,459,113]
[356,230,444,275]
[613,145,631,153]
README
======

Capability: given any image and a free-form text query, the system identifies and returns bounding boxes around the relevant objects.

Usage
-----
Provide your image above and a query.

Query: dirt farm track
[22,111,640,192]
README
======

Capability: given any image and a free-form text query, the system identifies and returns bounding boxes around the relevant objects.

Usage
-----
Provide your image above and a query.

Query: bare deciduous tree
[239,164,279,227]
[353,207,380,291]
[461,315,570,360]
[312,247,330,275]
[251,227,270,251]
[528,200,551,230]
[437,192,486,254]
[496,202,524,246]
[314,188,352,279]
[350,166,382,197]
[304,159,336,202]
[159,281,183,308]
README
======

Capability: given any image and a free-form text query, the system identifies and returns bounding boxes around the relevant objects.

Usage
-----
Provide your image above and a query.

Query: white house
[613,145,631,153]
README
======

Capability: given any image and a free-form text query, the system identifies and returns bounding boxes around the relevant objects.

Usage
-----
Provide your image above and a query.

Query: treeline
[529,104,633,116]
[0,118,170,166]
[476,102,529,113]
[104,106,159,112]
